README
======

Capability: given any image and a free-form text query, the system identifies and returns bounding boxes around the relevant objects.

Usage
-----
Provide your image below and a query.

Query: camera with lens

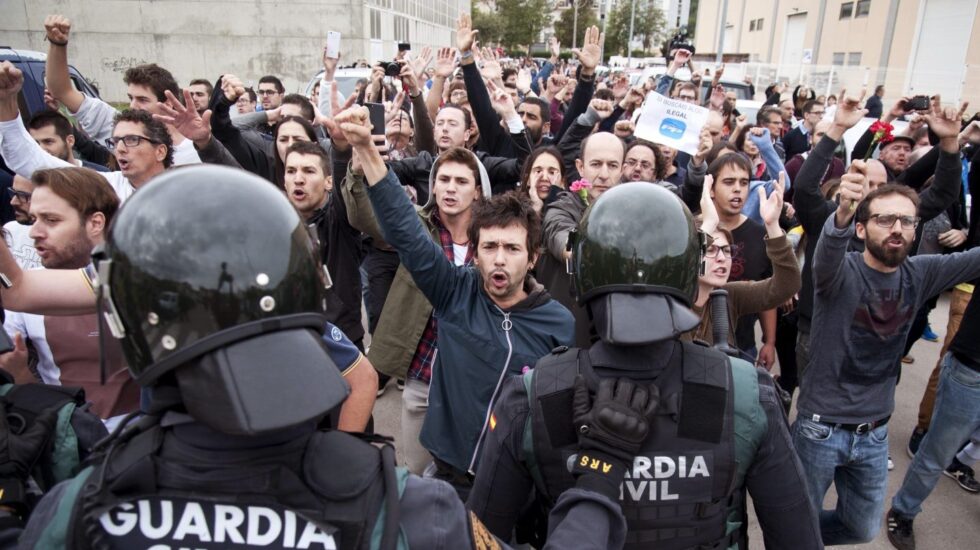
[379,61,404,77]
[668,28,695,60]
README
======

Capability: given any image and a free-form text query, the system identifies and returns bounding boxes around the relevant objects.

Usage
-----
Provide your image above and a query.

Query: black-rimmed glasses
[105,135,160,150]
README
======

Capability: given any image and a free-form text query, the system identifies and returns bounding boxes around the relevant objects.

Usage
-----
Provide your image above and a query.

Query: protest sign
[633,92,709,155]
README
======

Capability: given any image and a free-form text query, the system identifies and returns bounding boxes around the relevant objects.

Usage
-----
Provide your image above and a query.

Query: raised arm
[794,90,867,231]
[460,47,511,156]
[154,88,242,167]
[555,26,602,142]
[427,47,456,123]
[401,64,435,155]
[209,75,274,180]
[42,15,85,113]
[915,102,967,222]
[749,128,789,186]
[678,128,713,213]
[0,227,95,316]
[812,164,869,294]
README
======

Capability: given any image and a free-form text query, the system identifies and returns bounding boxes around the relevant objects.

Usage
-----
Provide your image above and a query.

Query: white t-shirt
[2,221,41,270]
[452,243,468,266]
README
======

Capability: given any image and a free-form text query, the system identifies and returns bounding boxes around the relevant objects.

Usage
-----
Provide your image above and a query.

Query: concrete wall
[0,0,464,102]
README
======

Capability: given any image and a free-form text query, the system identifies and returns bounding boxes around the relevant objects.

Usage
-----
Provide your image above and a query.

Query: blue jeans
[892,353,980,517]
[792,415,889,544]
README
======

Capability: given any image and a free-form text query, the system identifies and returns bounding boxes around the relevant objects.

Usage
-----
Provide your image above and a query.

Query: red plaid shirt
[406,213,473,384]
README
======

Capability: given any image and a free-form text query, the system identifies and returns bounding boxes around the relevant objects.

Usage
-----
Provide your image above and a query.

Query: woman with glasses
[686,174,801,351]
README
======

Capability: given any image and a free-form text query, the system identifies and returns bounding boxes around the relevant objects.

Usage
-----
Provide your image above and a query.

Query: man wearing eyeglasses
[256,76,285,112]
[793,165,980,545]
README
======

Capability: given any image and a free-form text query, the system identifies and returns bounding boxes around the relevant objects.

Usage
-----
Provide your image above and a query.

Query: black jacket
[781,125,810,159]
[302,152,370,345]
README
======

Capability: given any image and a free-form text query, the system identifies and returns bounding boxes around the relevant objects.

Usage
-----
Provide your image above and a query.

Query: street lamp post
[627,0,637,67]
[573,0,579,49]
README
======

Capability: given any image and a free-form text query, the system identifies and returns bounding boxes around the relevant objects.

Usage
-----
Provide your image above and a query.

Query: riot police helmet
[571,182,702,345]
[94,165,348,434]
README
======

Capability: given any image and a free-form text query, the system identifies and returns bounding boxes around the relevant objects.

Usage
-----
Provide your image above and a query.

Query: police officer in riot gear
[467,182,823,549]
[0,164,658,550]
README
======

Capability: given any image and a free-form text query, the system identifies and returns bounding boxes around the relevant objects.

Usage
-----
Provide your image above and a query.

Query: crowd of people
[0,11,976,550]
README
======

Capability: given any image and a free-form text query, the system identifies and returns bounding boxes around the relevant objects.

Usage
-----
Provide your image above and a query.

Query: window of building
[756,18,763,31]
[394,15,410,41]
[832,52,845,65]
[855,0,871,17]
[749,20,756,31]
[840,2,854,18]
[848,52,862,65]
[370,9,381,40]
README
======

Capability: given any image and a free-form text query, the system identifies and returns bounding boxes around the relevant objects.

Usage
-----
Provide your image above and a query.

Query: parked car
[0,47,102,122]
[735,99,765,124]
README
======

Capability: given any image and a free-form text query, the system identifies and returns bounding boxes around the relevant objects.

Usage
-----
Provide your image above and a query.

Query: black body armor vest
[527,342,742,550]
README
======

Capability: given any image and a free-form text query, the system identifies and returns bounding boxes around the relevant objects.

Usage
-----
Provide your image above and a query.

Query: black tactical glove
[0,398,58,518]
[570,376,658,501]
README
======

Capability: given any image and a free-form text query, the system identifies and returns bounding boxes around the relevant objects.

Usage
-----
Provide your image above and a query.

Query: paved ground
[368,292,980,549]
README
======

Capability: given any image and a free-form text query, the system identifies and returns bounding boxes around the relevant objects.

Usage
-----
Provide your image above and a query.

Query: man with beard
[793,175,980,546]
[517,98,552,146]
[0,167,140,427]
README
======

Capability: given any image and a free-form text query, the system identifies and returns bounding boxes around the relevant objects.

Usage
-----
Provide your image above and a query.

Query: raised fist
[44,15,71,45]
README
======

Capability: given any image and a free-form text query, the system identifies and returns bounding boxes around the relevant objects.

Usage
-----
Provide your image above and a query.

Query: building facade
[0,0,469,101]
[691,0,980,107]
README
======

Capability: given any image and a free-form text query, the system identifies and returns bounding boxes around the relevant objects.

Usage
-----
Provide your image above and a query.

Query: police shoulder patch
[468,511,502,550]
[331,325,343,342]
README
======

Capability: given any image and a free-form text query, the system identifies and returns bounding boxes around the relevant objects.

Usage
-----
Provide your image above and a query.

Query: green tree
[474,0,551,53]
[472,8,504,46]
[553,1,599,49]
[604,0,666,57]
